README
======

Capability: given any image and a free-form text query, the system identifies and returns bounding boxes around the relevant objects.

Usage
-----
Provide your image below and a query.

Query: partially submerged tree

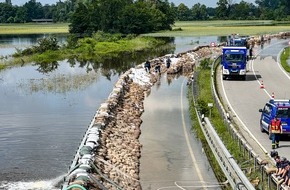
[69,0,175,36]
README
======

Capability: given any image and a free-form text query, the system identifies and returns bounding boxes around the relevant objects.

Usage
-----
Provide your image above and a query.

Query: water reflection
[0,34,68,46]
[0,35,223,186]
[34,61,59,73]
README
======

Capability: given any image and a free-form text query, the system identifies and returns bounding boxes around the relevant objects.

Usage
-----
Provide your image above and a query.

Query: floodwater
[0,34,222,190]
[140,75,221,189]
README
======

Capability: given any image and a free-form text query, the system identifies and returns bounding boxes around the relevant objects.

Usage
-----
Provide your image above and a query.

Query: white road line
[252,40,289,98]
[221,40,289,155]
[221,60,268,154]
[180,79,206,189]
[277,49,290,80]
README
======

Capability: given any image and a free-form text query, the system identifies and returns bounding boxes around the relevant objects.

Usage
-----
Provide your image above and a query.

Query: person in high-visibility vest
[270,116,282,149]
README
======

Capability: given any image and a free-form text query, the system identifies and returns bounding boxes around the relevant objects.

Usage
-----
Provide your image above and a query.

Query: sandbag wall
[62,47,221,190]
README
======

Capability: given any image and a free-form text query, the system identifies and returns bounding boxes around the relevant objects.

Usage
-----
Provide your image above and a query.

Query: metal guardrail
[192,57,255,190]
[203,116,255,190]
[192,55,255,189]
[197,53,284,190]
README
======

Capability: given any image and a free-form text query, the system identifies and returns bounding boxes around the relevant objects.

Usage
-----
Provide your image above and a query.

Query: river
[0,34,222,190]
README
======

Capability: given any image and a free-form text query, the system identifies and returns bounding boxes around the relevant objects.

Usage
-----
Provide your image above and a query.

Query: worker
[166,57,171,69]
[270,115,282,149]
[249,47,253,59]
[155,62,161,74]
[144,60,151,73]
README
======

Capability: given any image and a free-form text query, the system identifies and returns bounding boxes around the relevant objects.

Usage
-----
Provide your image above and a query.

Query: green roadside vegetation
[188,59,229,189]
[188,58,263,189]
[281,47,290,72]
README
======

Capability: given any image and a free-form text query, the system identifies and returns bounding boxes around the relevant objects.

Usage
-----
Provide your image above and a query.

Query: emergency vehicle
[221,46,247,80]
[222,34,249,80]
[259,99,290,137]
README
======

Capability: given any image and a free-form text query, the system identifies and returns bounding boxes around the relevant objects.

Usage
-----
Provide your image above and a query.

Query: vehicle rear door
[260,103,273,132]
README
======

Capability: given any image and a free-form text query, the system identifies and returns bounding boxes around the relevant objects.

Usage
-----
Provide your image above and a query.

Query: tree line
[0,0,289,35]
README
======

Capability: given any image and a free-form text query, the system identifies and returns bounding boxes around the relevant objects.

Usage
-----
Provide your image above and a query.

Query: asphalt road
[139,75,223,190]
[217,37,290,160]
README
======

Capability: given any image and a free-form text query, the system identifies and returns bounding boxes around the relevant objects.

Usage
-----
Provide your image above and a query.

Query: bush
[13,36,60,57]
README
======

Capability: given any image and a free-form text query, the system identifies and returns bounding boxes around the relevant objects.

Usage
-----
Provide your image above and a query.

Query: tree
[0,3,15,23]
[69,0,174,35]
[148,0,175,30]
[69,2,98,36]
[119,2,154,34]
[97,0,133,33]
[23,0,44,20]
[215,0,229,19]
[176,3,190,21]
[191,3,208,20]
[229,1,254,20]
[273,5,287,21]
[14,6,28,23]
[255,0,279,19]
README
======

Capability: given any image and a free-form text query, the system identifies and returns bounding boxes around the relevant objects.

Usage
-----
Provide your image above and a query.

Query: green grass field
[1,20,290,36]
[0,23,69,35]
[146,20,290,37]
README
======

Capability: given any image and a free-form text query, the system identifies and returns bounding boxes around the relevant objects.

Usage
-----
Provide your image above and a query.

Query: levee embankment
[62,45,221,190]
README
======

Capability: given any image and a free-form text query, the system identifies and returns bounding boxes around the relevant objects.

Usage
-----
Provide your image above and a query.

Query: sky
[1,0,257,7]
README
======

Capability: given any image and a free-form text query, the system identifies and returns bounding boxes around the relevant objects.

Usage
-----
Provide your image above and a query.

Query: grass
[189,58,264,189]
[145,20,290,37]
[0,23,69,35]
[281,47,290,72]
[1,20,290,36]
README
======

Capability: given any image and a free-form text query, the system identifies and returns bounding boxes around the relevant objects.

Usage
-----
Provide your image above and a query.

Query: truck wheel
[223,76,226,80]
[260,124,265,133]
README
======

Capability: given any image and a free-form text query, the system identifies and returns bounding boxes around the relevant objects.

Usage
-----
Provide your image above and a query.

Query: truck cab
[228,36,249,48]
[259,99,290,136]
[221,46,247,80]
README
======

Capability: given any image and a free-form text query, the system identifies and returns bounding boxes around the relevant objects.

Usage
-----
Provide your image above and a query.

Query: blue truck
[228,35,249,47]
[221,46,248,80]
[259,99,290,138]
[221,35,249,80]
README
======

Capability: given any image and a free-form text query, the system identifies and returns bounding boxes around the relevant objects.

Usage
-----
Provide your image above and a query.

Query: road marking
[252,40,289,98]
[220,40,289,155]
[277,49,290,80]
[180,79,206,189]
[221,60,268,154]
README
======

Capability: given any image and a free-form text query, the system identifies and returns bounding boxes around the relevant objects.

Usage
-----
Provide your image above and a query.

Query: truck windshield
[225,53,244,62]
[230,41,245,46]
[276,107,290,118]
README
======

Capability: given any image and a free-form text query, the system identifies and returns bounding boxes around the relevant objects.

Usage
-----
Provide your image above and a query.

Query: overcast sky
[1,0,257,7]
